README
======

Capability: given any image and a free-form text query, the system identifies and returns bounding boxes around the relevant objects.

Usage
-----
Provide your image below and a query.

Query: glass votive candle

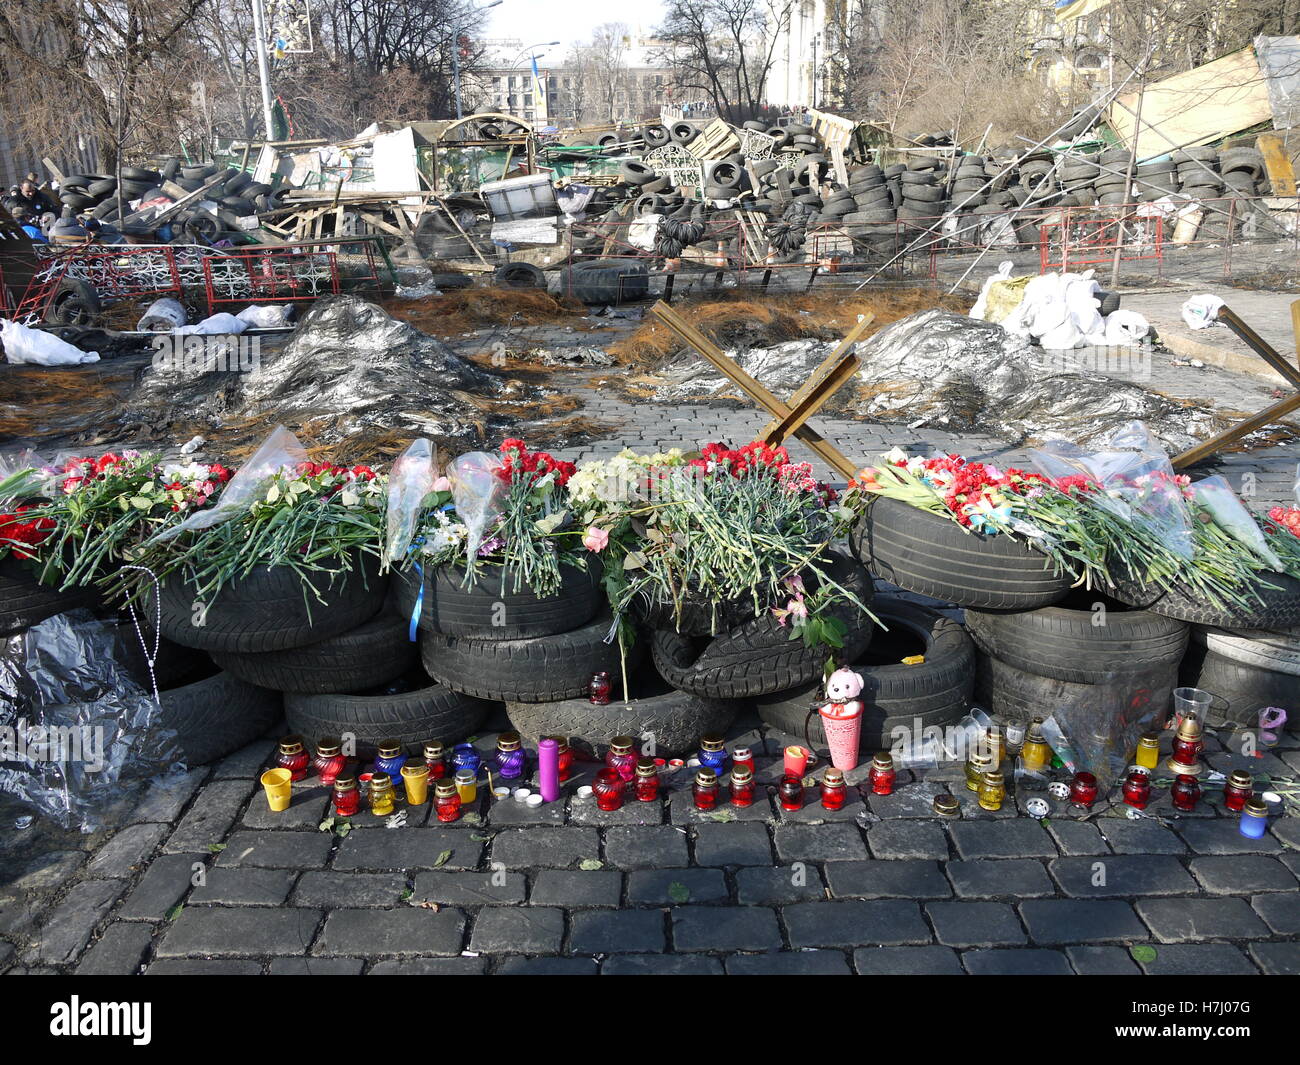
[373,741,406,784]
[728,764,754,807]
[778,773,805,811]
[275,736,310,782]
[434,779,462,822]
[311,737,346,785]
[606,737,638,782]
[423,741,447,780]
[593,768,625,811]
[977,770,1005,811]
[820,767,846,810]
[492,731,526,780]
[1223,770,1253,812]
[546,736,574,781]
[368,772,396,816]
[698,734,728,774]
[869,752,895,796]
[332,774,359,817]
[634,758,659,802]
[1122,769,1151,810]
[1239,797,1269,838]
[692,768,719,811]
[1068,771,1098,808]
[1134,732,1161,770]
[1170,773,1201,812]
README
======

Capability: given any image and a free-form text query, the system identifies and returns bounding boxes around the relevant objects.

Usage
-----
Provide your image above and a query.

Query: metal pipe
[250,0,276,141]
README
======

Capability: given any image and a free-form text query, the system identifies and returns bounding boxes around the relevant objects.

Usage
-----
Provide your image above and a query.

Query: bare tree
[653,0,794,122]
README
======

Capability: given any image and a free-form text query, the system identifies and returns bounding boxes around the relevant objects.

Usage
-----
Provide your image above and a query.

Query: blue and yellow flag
[531,55,549,124]
[1055,0,1112,21]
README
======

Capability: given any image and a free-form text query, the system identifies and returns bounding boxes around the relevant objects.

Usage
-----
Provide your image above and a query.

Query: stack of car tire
[58,157,286,243]
[898,156,949,230]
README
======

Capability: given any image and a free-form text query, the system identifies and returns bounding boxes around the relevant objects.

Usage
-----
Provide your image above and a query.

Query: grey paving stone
[333,829,483,871]
[962,949,1072,975]
[926,901,1026,948]
[497,957,598,974]
[569,909,666,954]
[270,957,365,975]
[668,788,773,824]
[147,959,263,974]
[602,825,689,869]
[211,739,276,780]
[129,769,207,824]
[773,822,868,863]
[691,822,772,866]
[735,865,827,905]
[157,907,322,957]
[482,796,564,827]
[1135,898,1271,942]
[241,785,331,829]
[946,859,1054,899]
[369,957,486,975]
[1176,818,1282,854]
[189,867,297,906]
[671,906,782,953]
[570,796,665,826]
[866,780,949,818]
[785,900,931,947]
[627,868,728,905]
[163,780,253,853]
[489,827,599,868]
[866,820,949,860]
[949,820,1056,859]
[1135,943,1258,976]
[1065,945,1141,975]
[824,859,951,899]
[315,908,464,957]
[411,870,527,906]
[1044,819,1110,856]
[1248,941,1300,975]
[469,906,565,954]
[117,854,203,921]
[776,787,867,823]
[1269,817,1300,849]
[854,945,963,974]
[291,871,409,908]
[725,950,852,974]
[86,824,169,879]
[1048,855,1198,898]
[1019,900,1148,945]
[1250,891,1300,935]
[74,923,154,975]
[3,851,87,893]
[601,954,723,975]
[1190,855,1298,894]
[216,830,333,869]
[530,869,622,908]
[1095,818,1187,854]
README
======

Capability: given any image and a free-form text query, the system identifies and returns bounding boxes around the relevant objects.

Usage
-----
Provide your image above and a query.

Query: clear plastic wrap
[0,610,185,830]
[447,451,506,564]
[154,424,307,541]
[1193,475,1284,570]
[1039,676,1169,791]
[384,438,436,567]
[1032,420,1193,558]
[0,449,49,505]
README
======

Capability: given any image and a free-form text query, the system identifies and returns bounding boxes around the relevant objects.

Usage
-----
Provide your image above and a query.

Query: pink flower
[432,476,452,493]
[582,526,610,553]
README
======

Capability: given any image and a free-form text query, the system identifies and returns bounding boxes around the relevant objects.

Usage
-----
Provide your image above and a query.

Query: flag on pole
[530,54,549,124]
[1054,0,1112,21]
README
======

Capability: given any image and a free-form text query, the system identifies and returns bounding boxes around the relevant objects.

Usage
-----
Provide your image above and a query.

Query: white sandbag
[1104,310,1151,345]
[174,312,249,336]
[1181,294,1224,329]
[0,318,99,365]
[235,304,295,328]
[136,297,187,332]
[969,260,1015,321]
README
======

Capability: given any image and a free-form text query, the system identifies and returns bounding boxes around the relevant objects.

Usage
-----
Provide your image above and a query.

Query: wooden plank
[648,300,860,479]
[759,313,875,438]
[1293,299,1300,358]
[764,355,861,444]
[1257,133,1297,198]
[122,173,227,227]
[41,157,66,184]
[1173,391,1300,469]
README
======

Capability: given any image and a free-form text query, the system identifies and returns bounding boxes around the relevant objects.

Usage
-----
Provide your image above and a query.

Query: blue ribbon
[408,558,425,643]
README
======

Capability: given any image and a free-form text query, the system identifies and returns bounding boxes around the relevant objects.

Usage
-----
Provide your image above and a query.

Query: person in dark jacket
[10,207,47,241]
[7,178,57,216]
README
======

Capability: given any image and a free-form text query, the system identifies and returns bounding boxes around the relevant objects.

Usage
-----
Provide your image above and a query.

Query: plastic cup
[819,708,862,772]
[783,746,809,777]
[260,769,293,812]
[1173,687,1212,724]
[401,763,429,805]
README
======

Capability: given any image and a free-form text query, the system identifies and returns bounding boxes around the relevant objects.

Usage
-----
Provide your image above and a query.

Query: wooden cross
[1173,300,1300,469]
[648,300,873,480]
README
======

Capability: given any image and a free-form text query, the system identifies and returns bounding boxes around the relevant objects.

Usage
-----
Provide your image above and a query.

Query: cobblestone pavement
[1,712,1298,976]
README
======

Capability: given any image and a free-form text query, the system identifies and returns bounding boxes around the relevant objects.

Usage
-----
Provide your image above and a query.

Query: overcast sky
[480,0,668,54]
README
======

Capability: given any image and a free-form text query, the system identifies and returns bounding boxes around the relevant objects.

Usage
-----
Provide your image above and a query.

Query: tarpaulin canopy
[1255,35,1300,130]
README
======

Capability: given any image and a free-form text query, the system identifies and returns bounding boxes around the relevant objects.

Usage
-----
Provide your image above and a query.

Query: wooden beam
[1292,298,1300,358]
[1257,133,1297,198]
[759,312,875,440]
[1173,391,1300,469]
[649,301,861,480]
